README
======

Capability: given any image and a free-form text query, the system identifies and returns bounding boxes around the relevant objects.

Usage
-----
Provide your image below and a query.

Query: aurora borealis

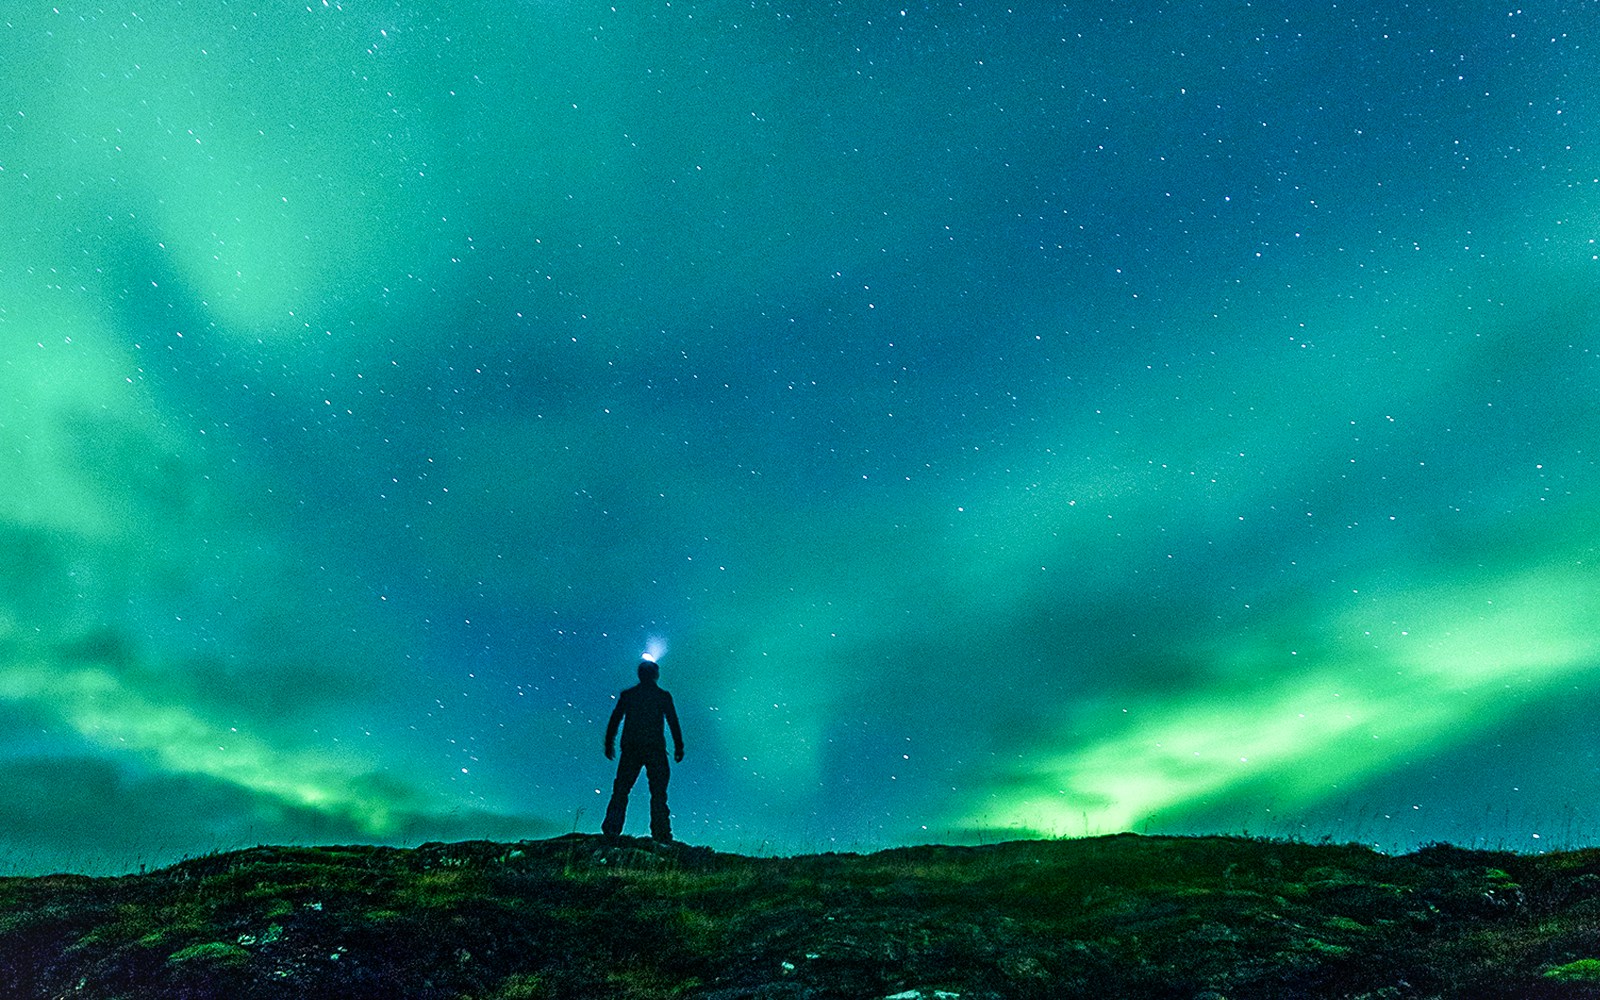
[2,3,1598,873]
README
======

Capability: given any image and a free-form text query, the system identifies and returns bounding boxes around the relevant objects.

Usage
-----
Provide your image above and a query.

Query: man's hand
[604,744,614,760]
[674,747,684,763]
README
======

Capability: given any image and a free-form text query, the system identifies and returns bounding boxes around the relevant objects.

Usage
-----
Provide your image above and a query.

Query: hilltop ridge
[5,832,1600,998]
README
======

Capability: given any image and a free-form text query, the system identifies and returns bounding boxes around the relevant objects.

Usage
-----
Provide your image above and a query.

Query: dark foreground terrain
[6,832,1600,998]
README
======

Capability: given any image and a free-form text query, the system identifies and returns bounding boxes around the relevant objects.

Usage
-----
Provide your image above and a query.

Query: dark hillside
[5,833,1600,998]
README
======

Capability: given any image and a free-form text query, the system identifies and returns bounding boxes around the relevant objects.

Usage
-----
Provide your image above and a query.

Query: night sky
[3,3,1599,874]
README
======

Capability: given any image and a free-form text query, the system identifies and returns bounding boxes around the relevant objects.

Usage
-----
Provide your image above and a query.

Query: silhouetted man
[602,659,684,841]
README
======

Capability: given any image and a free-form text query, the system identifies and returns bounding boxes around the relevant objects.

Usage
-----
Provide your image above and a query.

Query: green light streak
[0,660,404,836]
[963,560,1600,836]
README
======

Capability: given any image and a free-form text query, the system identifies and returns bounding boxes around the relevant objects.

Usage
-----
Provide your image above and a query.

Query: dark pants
[602,746,672,840]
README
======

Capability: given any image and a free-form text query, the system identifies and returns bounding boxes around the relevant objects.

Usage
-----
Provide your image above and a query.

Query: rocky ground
[5,832,1600,998]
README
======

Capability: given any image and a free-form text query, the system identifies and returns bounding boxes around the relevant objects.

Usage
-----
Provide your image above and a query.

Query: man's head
[638,659,660,682]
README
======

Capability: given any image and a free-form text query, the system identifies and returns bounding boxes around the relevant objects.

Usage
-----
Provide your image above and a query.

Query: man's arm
[665,693,684,761]
[604,695,626,759]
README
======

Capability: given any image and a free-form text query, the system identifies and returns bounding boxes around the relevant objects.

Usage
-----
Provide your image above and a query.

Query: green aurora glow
[2,3,1598,872]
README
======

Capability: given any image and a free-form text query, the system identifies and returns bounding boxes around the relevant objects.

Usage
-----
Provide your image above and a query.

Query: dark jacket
[605,680,684,756]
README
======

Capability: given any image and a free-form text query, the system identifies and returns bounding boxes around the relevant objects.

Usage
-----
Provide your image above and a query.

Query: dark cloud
[0,753,560,876]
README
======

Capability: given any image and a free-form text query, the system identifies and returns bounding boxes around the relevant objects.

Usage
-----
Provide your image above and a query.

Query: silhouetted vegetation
[6,832,1600,997]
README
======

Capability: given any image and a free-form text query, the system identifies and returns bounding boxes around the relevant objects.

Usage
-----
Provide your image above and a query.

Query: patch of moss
[73,901,205,952]
[1544,958,1600,983]
[167,940,251,967]
[603,967,701,999]
[478,972,551,999]
[1320,914,1371,934]
[399,868,490,908]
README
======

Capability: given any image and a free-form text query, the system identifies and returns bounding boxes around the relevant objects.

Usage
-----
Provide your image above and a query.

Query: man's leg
[645,750,672,842]
[602,753,645,836]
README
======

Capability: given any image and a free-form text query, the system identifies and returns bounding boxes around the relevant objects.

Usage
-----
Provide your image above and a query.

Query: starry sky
[2,3,1598,874]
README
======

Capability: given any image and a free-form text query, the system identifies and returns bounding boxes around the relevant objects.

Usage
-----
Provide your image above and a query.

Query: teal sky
[2,3,1598,872]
